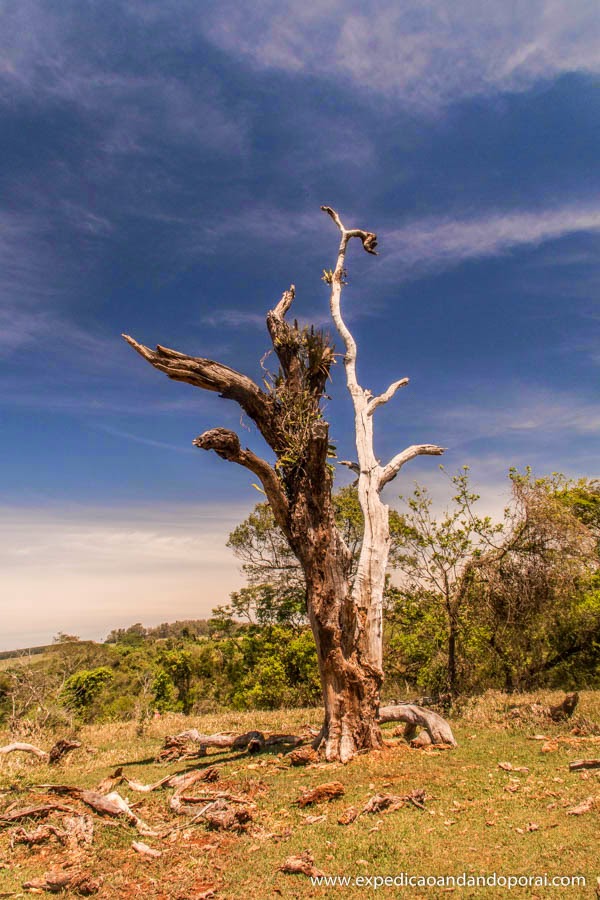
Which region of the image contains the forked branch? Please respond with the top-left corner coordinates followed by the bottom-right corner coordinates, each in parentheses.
top-left (367, 378), bottom-right (410, 416)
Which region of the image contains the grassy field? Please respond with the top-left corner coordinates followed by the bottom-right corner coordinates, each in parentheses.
top-left (1, 692), bottom-right (599, 899)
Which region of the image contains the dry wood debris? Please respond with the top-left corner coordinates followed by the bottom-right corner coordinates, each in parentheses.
top-left (0, 739), bottom-right (81, 765)
top-left (566, 797), bottom-right (596, 816)
top-left (569, 759), bottom-right (600, 771)
top-left (338, 789), bottom-right (427, 825)
top-left (279, 850), bottom-right (324, 878)
top-left (22, 869), bottom-right (101, 895)
top-left (296, 782), bottom-right (345, 807)
top-left (132, 840), bottom-right (162, 858)
top-left (288, 747), bottom-right (319, 767)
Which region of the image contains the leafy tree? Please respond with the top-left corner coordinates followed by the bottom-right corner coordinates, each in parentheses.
top-left (390, 468), bottom-right (599, 695)
top-left (61, 666), bottom-right (113, 717)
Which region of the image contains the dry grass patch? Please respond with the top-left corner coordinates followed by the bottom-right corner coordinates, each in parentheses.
top-left (1, 697), bottom-right (599, 898)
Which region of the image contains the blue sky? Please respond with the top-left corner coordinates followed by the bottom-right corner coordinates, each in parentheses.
top-left (1, 0), bottom-right (599, 649)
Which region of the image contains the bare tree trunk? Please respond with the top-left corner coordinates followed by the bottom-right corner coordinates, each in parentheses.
top-left (321, 207), bottom-right (445, 753)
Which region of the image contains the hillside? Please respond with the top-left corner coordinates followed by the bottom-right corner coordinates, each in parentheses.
top-left (1, 692), bottom-right (599, 898)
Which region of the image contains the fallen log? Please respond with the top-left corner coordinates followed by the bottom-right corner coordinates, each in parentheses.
top-left (378, 705), bottom-right (457, 747)
top-left (569, 759), bottom-right (600, 771)
top-left (157, 729), bottom-right (305, 761)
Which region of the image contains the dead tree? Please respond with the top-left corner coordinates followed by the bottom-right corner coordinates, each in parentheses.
top-left (123, 207), bottom-right (444, 762)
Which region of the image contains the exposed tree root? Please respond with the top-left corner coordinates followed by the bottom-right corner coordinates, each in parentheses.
top-left (378, 704), bottom-right (457, 746)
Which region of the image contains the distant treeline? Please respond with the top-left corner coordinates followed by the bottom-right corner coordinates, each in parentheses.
top-left (2, 472), bottom-right (599, 732)
top-left (0, 645), bottom-right (53, 661)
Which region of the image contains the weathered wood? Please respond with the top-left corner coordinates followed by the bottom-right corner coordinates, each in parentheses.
top-left (157, 729), bottom-right (303, 761)
top-left (0, 803), bottom-right (76, 824)
top-left (44, 785), bottom-right (158, 836)
top-left (48, 739), bottom-right (81, 764)
top-left (296, 782), bottom-right (345, 807)
top-left (320, 206), bottom-right (445, 761)
top-left (378, 704), bottom-right (457, 747)
top-left (548, 692), bottom-right (579, 721)
top-left (22, 870), bottom-right (101, 895)
top-left (0, 739), bottom-right (81, 765)
top-left (279, 850), bottom-right (325, 878)
top-left (288, 747), bottom-right (319, 766)
top-left (200, 798), bottom-right (253, 831)
top-left (0, 742), bottom-right (49, 761)
top-left (569, 759), bottom-right (600, 771)
top-left (132, 841), bottom-right (162, 858)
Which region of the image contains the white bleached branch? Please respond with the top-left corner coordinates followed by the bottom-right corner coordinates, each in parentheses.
top-left (367, 378), bottom-right (410, 416)
top-left (379, 444), bottom-right (446, 490)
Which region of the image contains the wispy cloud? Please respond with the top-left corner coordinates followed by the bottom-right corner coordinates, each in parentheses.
top-left (378, 204), bottom-right (600, 278)
top-left (198, 0), bottom-right (600, 108)
top-left (0, 3), bottom-right (246, 155)
top-left (93, 424), bottom-right (196, 453)
top-left (440, 388), bottom-right (600, 442)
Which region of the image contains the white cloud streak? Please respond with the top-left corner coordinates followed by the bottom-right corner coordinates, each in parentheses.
top-left (199, 0), bottom-right (600, 108)
top-left (379, 204), bottom-right (600, 278)
top-left (439, 389), bottom-right (600, 442)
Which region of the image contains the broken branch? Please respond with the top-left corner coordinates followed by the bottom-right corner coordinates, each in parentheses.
top-left (379, 444), bottom-right (446, 490)
top-left (366, 378), bottom-right (409, 416)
